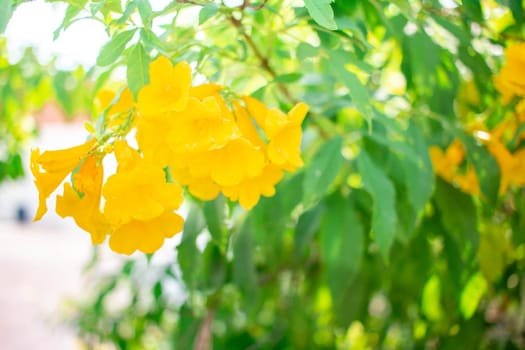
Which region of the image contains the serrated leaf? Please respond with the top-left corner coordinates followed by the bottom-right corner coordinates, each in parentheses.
top-left (199, 4), bottom-right (219, 24)
top-left (127, 42), bottom-right (150, 98)
top-left (321, 191), bottom-right (364, 305)
top-left (304, 0), bottom-right (337, 30)
top-left (0, 0), bottom-right (14, 34)
top-left (357, 149), bottom-right (397, 260)
top-left (97, 29), bottom-right (137, 67)
top-left (303, 136), bottom-right (344, 205)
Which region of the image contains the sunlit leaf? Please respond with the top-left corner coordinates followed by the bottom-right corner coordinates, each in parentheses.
top-left (127, 42), bottom-right (150, 98)
top-left (304, 0), bottom-right (337, 30)
top-left (97, 29), bottom-right (137, 67)
top-left (460, 272), bottom-right (487, 319)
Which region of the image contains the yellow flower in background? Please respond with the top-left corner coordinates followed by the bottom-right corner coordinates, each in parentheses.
top-left (137, 57), bottom-right (191, 116)
top-left (56, 156), bottom-right (109, 244)
top-left (31, 138), bottom-right (96, 220)
top-left (429, 140), bottom-right (480, 196)
top-left (429, 140), bottom-right (464, 182)
top-left (102, 141), bottom-right (183, 226)
top-left (454, 167), bottom-right (480, 196)
top-left (494, 43), bottom-right (525, 103)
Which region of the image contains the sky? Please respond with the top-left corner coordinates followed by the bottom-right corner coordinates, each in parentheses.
top-left (3, 0), bottom-right (244, 70)
top-left (5, 1), bottom-right (108, 69)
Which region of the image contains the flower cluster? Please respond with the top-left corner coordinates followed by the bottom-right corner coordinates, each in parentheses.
top-left (430, 43), bottom-right (525, 196)
top-left (31, 56), bottom-right (308, 254)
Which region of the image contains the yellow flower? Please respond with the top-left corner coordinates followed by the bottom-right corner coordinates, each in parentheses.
top-left (494, 43), bottom-right (525, 103)
top-left (168, 96), bottom-right (237, 153)
top-left (109, 211), bottom-right (184, 255)
top-left (56, 156), bottom-right (109, 244)
top-left (429, 140), bottom-right (464, 182)
top-left (232, 100), bottom-right (266, 148)
top-left (222, 164), bottom-right (283, 209)
top-left (189, 138), bottom-right (265, 187)
top-left (95, 88), bottom-right (135, 129)
top-left (243, 96), bottom-right (308, 170)
top-left (137, 56), bottom-right (191, 117)
top-left (31, 138), bottom-right (96, 220)
top-left (454, 167), bottom-right (480, 196)
top-left (102, 141), bottom-right (184, 226)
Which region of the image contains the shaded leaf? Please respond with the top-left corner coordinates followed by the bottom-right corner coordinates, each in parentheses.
top-left (457, 131), bottom-right (500, 205)
top-left (303, 136), bottom-right (344, 205)
top-left (357, 149), bottom-right (397, 260)
top-left (321, 191), bottom-right (364, 306)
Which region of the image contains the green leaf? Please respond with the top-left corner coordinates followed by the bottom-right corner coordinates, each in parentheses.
top-left (357, 149), bottom-right (397, 260)
top-left (6, 153), bottom-right (23, 179)
top-left (509, 0), bottom-right (524, 24)
top-left (321, 191), bottom-right (364, 305)
top-left (460, 272), bottom-right (487, 319)
top-left (328, 50), bottom-right (375, 124)
top-left (274, 73), bottom-right (302, 83)
top-left (457, 131), bottom-right (500, 204)
top-left (177, 203), bottom-right (206, 289)
top-left (404, 123), bottom-right (434, 212)
top-left (126, 42), bottom-right (150, 98)
top-left (297, 42), bottom-right (318, 60)
top-left (294, 204), bottom-right (323, 259)
top-left (304, 0), bottom-right (337, 30)
top-left (434, 178), bottom-right (478, 259)
top-left (421, 275), bottom-right (443, 321)
top-left (303, 136), bottom-right (344, 205)
top-left (233, 217), bottom-right (258, 305)
top-left (136, 0), bottom-right (153, 28)
top-left (96, 29), bottom-right (137, 67)
top-left (53, 0), bottom-right (88, 39)
top-left (0, 0), bottom-right (14, 34)
top-left (203, 195), bottom-right (226, 245)
top-left (199, 4), bottom-right (219, 25)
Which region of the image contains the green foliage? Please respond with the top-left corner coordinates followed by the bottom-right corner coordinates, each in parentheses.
top-left (3, 0), bottom-right (525, 349)
top-left (0, 39), bottom-right (93, 182)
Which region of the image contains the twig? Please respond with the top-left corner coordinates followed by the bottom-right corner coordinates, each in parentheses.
top-left (227, 15), bottom-right (298, 104)
top-left (193, 307), bottom-right (216, 350)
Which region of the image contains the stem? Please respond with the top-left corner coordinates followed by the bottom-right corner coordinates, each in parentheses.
top-left (193, 307), bottom-right (216, 350)
top-left (227, 15), bottom-right (298, 104)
